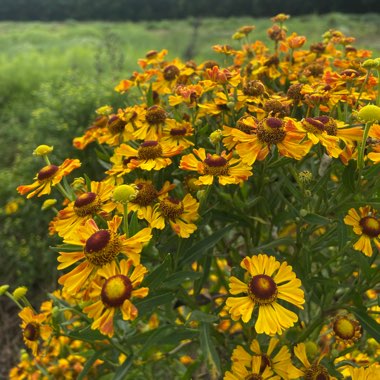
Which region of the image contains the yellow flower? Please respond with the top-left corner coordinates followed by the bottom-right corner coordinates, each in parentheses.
top-left (51, 181), bottom-right (117, 238)
top-left (19, 307), bottom-right (52, 356)
top-left (224, 355), bottom-right (277, 380)
top-left (57, 216), bottom-right (152, 294)
top-left (344, 206), bottom-right (380, 257)
top-left (225, 254), bottom-right (305, 335)
top-left (145, 193), bottom-right (200, 238)
top-left (179, 148), bottom-right (252, 186)
top-left (83, 259), bottom-right (149, 337)
top-left (231, 338), bottom-right (302, 379)
top-left (347, 363), bottom-right (380, 379)
top-left (17, 159), bottom-right (81, 199)
top-left (294, 343), bottom-right (335, 380)
top-left (332, 313), bottom-right (362, 347)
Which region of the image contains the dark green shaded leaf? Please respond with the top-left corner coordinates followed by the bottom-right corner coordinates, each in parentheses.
top-left (350, 307), bottom-right (380, 343)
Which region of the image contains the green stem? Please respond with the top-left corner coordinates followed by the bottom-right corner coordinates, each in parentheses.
top-left (123, 203), bottom-right (129, 237)
top-left (357, 121), bottom-right (372, 171)
top-left (56, 183), bottom-right (74, 202)
top-left (355, 71), bottom-right (370, 109)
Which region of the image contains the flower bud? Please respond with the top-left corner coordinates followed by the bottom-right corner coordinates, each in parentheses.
top-left (0, 284), bottom-right (10, 295)
top-left (41, 199), bottom-right (57, 211)
top-left (357, 104), bottom-right (380, 122)
top-left (113, 184), bottom-right (138, 203)
top-left (12, 286), bottom-right (28, 300)
top-left (33, 145), bottom-right (53, 156)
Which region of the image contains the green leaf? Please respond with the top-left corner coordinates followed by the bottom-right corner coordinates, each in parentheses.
top-left (342, 161), bottom-right (357, 193)
top-left (179, 224), bottom-right (235, 266)
top-left (78, 348), bottom-right (109, 380)
top-left (349, 307), bottom-right (380, 343)
top-left (199, 323), bottom-right (221, 378)
top-left (187, 310), bottom-right (219, 324)
top-left (113, 354), bottom-right (134, 380)
top-left (146, 84), bottom-right (154, 107)
top-left (251, 238), bottom-right (294, 253)
top-left (142, 254), bottom-right (171, 288)
top-left (50, 244), bottom-right (82, 252)
top-left (65, 326), bottom-right (106, 343)
top-left (163, 271), bottom-right (203, 288)
top-left (302, 213), bottom-right (331, 225)
top-left (128, 211), bottom-right (140, 237)
top-left (134, 290), bottom-right (174, 316)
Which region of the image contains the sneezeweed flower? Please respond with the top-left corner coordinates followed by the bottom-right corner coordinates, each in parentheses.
top-left (347, 363), bottom-right (380, 379)
top-left (228, 117), bottom-right (312, 166)
top-left (83, 259), bottom-right (148, 337)
top-left (146, 193), bottom-right (199, 238)
top-left (294, 343), bottom-right (334, 380)
top-left (331, 313), bottom-right (362, 347)
top-left (57, 216), bottom-right (152, 294)
top-left (133, 105), bottom-right (168, 140)
top-left (224, 355), bottom-right (277, 380)
top-left (109, 140), bottom-right (184, 173)
top-left (367, 123), bottom-right (380, 164)
top-left (128, 179), bottom-right (175, 221)
top-left (231, 338), bottom-right (302, 379)
top-left (160, 119), bottom-right (194, 149)
top-left (179, 148), bottom-right (252, 186)
top-left (19, 307), bottom-right (52, 356)
top-left (344, 206), bottom-right (380, 257)
top-left (51, 181), bottom-right (116, 238)
top-left (225, 254), bottom-right (305, 335)
top-left (17, 159), bottom-right (81, 199)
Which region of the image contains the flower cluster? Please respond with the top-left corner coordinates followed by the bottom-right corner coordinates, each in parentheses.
top-left (7, 13), bottom-right (380, 379)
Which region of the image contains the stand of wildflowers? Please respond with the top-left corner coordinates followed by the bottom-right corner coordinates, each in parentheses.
top-left (4, 14), bottom-right (380, 379)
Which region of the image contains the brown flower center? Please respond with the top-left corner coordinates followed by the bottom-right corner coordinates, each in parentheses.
top-left (23, 322), bottom-right (40, 341)
top-left (302, 117), bottom-right (326, 135)
top-left (243, 80), bottom-right (265, 96)
top-left (248, 274), bottom-right (278, 305)
top-left (359, 216), bottom-right (380, 238)
top-left (159, 197), bottom-right (184, 220)
top-left (257, 117), bottom-right (286, 145)
top-left (74, 192), bottom-right (102, 217)
top-left (101, 274), bottom-right (133, 307)
top-left (132, 182), bottom-right (158, 206)
top-left (163, 65), bottom-right (180, 81)
top-left (108, 115), bottom-right (126, 135)
top-left (203, 155), bottom-right (229, 176)
top-left (145, 105), bottom-right (167, 125)
top-left (305, 364), bottom-right (330, 380)
top-left (138, 141), bottom-right (163, 160)
top-left (259, 354), bottom-right (271, 372)
top-left (245, 375), bottom-right (262, 380)
top-left (84, 230), bottom-right (121, 266)
top-left (37, 165), bottom-right (59, 182)
top-left (314, 116), bottom-right (338, 136)
top-left (170, 127), bottom-right (187, 137)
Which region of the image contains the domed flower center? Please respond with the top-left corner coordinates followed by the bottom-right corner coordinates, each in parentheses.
top-left (302, 117), bottom-right (326, 134)
top-left (74, 192), bottom-right (102, 217)
top-left (23, 322), bottom-right (40, 341)
top-left (84, 230), bottom-right (121, 266)
top-left (159, 197), bottom-right (184, 220)
top-left (123, 156), bottom-right (138, 167)
top-left (257, 117), bottom-right (286, 144)
top-left (243, 80), bottom-right (265, 96)
top-left (101, 274), bottom-right (133, 307)
top-left (236, 117), bottom-right (257, 134)
top-left (37, 165), bottom-right (59, 182)
top-left (333, 316), bottom-right (356, 340)
top-left (108, 115), bottom-right (126, 135)
top-left (132, 182), bottom-right (158, 206)
top-left (203, 155), bottom-right (229, 176)
top-left (145, 105), bottom-right (167, 125)
top-left (305, 364), bottom-right (329, 380)
top-left (245, 375), bottom-right (262, 380)
top-left (359, 216), bottom-right (380, 238)
top-left (163, 65), bottom-right (180, 81)
top-left (138, 141), bottom-right (163, 160)
top-left (259, 354), bottom-right (271, 372)
top-left (248, 274), bottom-right (278, 304)
top-left (315, 116), bottom-right (337, 136)
top-left (170, 127), bottom-right (187, 137)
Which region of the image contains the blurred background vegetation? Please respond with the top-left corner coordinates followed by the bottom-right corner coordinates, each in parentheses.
top-left (0, 6), bottom-right (379, 377)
